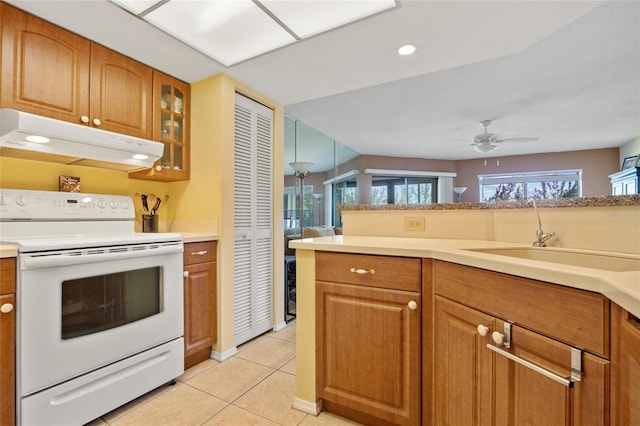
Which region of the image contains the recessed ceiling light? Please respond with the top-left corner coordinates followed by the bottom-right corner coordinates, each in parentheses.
top-left (398, 44), bottom-right (416, 56)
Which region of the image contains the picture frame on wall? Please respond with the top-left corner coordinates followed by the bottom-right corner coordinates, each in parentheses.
top-left (621, 155), bottom-right (639, 171)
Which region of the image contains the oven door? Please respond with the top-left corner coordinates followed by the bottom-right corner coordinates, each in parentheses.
top-left (17, 241), bottom-right (183, 397)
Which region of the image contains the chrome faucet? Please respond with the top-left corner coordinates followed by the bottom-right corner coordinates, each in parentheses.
top-left (528, 198), bottom-right (555, 247)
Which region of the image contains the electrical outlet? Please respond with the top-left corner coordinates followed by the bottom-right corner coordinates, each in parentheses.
top-left (404, 217), bottom-right (425, 231)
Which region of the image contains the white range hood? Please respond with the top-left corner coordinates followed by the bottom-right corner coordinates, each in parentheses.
top-left (0, 109), bottom-right (163, 172)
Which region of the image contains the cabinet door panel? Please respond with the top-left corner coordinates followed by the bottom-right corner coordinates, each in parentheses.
top-left (495, 323), bottom-right (608, 426)
top-left (90, 44), bottom-right (152, 138)
top-left (0, 293), bottom-right (16, 426)
top-left (1, 4), bottom-right (90, 122)
top-left (317, 281), bottom-right (420, 426)
top-left (433, 296), bottom-right (494, 426)
top-left (611, 304), bottom-right (640, 425)
top-left (184, 261), bottom-right (216, 358)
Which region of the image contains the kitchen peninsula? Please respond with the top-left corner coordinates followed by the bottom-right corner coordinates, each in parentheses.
top-left (290, 195), bottom-right (640, 425)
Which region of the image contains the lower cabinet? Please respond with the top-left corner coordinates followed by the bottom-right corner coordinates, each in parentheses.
top-left (183, 241), bottom-right (217, 369)
top-left (433, 260), bottom-right (610, 426)
top-left (611, 303), bottom-right (640, 424)
top-left (0, 258), bottom-right (16, 426)
top-left (315, 252), bottom-right (421, 426)
top-left (434, 295), bottom-right (609, 425)
top-left (312, 253), bottom-right (633, 426)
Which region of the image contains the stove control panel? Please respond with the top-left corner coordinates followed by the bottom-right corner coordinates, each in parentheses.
top-left (0, 189), bottom-right (134, 220)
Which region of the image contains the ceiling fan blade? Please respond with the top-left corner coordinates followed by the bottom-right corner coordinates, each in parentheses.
top-left (499, 137), bottom-right (539, 143)
top-left (491, 130), bottom-right (516, 140)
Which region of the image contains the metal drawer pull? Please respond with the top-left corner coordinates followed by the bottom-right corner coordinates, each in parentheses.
top-left (407, 301), bottom-right (418, 310)
top-left (350, 268), bottom-right (375, 275)
top-left (191, 250), bottom-right (208, 256)
top-left (487, 344), bottom-right (582, 388)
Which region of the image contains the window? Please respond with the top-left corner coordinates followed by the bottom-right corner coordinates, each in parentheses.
top-left (283, 184), bottom-right (313, 228)
top-left (371, 176), bottom-right (437, 205)
top-left (332, 177), bottom-right (358, 227)
top-left (478, 169), bottom-right (582, 202)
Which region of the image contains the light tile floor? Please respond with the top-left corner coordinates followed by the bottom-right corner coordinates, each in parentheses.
top-left (87, 322), bottom-right (361, 426)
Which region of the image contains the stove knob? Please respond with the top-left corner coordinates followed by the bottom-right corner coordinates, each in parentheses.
top-left (16, 196), bottom-right (28, 206)
top-left (97, 200), bottom-right (107, 209)
top-left (110, 201), bottom-right (118, 209)
top-left (0, 194), bottom-right (8, 206)
top-left (121, 201), bottom-right (129, 209)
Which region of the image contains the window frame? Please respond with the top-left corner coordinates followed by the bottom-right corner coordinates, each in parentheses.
top-left (478, 169), bottom-right (583, 202)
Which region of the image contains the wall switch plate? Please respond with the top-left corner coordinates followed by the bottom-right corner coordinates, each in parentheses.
top-left (404, 217), bottom-right (425, 231)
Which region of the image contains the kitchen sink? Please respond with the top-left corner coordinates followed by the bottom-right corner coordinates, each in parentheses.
top-left (466, 247), bottom-right (640, 272)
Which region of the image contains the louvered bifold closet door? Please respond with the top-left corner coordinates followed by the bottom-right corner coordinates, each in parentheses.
top-left (233, 93), bottom-right (273, 346)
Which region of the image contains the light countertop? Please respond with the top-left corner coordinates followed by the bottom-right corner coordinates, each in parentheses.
top-left (290, 235), bottom-right (640, 317)
top-left (179, 233), bottom-right (218, 243)
top-left (0, 244), bottom-right (18, 258)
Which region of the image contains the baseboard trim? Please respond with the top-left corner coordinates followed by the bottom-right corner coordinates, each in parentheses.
top-left (272, 321), bottom-right (288, 332)
top-left (292, 397), bottom-right (322, 415)
top-left (211, 346), bottom-right (238, 362)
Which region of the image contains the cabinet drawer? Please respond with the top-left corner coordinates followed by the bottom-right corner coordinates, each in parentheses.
top-left (433, 260), bottom-right (609, 358)
top-left (0, 258), bottom-right (16, 294)
top-left (183, 241), bottom-right (216, 265)
top-left (316, 251), bottom-right (421, 292)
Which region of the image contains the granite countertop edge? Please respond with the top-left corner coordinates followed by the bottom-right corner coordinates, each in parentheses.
top-left (339, 194), bottom-right (640, 211)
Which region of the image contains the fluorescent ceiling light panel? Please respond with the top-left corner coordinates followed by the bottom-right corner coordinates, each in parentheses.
top-left (144, 0), bottom-right (296, 66)
top-left (111, 0), bottom-right (164, 15)
top-left (262, 0), bottom-right (397, 38)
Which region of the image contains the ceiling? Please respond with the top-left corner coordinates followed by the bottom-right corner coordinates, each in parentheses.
top-left (7, 0), bottom-right (640, 161)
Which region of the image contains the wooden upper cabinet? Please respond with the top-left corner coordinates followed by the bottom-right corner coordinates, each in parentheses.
top-left (129, 71), bottom-right (190, 181)
top-left (1, 4), bottom-right (91, 123)
top-left (1, 3), bottom-right (153, 140)
top-left (89, 44), bottom-right (153, 139)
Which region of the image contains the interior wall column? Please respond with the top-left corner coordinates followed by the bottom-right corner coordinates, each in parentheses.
top-left (357, 172), bottom-right (372, 204)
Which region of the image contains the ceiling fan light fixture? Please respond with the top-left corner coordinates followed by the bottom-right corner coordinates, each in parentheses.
top-left (474, 143), bottom-right (497, 154)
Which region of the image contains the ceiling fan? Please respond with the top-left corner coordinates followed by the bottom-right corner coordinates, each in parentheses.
top-left (470, 120), bottom-right (539, 154)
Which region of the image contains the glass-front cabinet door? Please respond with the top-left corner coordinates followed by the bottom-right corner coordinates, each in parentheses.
top-left (129, 71), bottom-right (190, 181)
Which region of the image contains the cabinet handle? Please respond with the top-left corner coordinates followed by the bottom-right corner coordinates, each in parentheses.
top-left (491, 331), bottom-right (505, 346)
top-left (350, 268), bottom-right (375, 275)
top-left (183, 270), bottom-right (189, 278)
top-left (93, 118), bottom-right (102, 126)
top-left (1, 303), bottom-right (13, 314)
top-left (407, 300), bottom-right (417, 310)
top-left (155, 165), bottom-right (162, 172)
top-left (80, 115), bottom-right (90, 123)
top-left (487, 344), bottom-right (582, 388)
top-left (191, 250), bottom-right (208, 256)
top-left (477, 324), bottom-right (490, 336)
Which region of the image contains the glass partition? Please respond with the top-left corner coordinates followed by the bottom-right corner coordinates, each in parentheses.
top-left (284, 116), bottom-right (359, 234)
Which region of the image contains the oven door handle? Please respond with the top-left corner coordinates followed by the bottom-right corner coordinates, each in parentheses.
top-left (21, 244), bottom-right (182, 269)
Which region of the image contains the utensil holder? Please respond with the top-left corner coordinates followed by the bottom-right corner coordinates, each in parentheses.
top-left (142, 214), bottom-right (158, 233)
